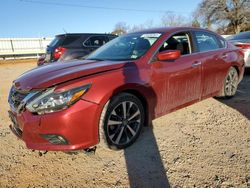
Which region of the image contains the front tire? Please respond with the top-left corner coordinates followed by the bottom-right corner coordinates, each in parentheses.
top-left (99, 93), bottom-right (145, 150)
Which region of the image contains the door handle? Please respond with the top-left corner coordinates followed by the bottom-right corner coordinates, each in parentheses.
top-left (192, 61), bottom-right (202, 68)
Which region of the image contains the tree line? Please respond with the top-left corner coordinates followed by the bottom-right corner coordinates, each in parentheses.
top-left (112, 0), bottom-right (250, 35)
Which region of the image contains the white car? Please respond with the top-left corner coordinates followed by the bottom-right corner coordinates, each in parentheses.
top-left (227, 31), bottom-right (250, 68)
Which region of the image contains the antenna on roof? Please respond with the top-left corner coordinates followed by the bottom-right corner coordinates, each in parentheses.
top-left (62, 28), bottom-right (67, 34)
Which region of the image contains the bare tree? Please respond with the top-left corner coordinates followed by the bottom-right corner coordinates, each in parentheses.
top-left (192, 20), bottom-right (201, 28)
top-left (161, 12), bottom-right (190, 27)
top-left (111, 22), bottom-right (129, 35)
top-left (130, 20), bottom-right (154, 32)
top-left (196, 0), bottom-right (250, 33)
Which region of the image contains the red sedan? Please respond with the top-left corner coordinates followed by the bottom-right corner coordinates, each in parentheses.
top-left (8, 27), bottom-right (245, 151)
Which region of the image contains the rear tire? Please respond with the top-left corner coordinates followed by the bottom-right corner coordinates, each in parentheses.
top-left (217, 67), bottom-right (239, 98)
top-left (99, 93), bottom-right (145, 150)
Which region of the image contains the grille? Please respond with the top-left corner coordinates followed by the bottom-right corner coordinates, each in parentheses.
top-left (8, 87), bottom-right (29, 110)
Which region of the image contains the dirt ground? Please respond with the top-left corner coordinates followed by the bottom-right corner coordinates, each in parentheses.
top-left (0, 61), bottom-right (249, 188)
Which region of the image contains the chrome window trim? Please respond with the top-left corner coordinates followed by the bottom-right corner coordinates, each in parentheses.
top-left (148, 29), bottom-right (228, 64)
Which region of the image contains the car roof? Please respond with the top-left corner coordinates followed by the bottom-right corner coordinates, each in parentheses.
top-left (55, 33), bottom-right (116, 37)
top-left (227, 31), bottom-right (250, 40)
top-left (129, 27), bottom-right (213, 34)
top-left (231, 31), bottom-right (250, 36)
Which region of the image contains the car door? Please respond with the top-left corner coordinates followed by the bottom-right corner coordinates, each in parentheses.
top-left (192, 31), bottom-right (230, 99)
top-left (150, 32), bottom-right (202, 116)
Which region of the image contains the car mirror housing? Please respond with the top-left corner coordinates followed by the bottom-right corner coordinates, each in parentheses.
top-left (156, 50), bottom-right (181, 61)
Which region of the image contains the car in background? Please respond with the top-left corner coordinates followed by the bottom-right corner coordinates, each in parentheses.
top-left (227, 31), bottom-right (250, 67)
top-left (9, 27), bottom-right (244, 151)
top-left (37, 33), bottom-right (117, 66)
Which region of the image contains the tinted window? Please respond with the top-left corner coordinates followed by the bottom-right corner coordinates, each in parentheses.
top-left (48, 36), bottom-right (62, 47)
top-left (84, 36), bottom-right (108, 47)
top-left (63, 36), bottom-right (80, 46)
top-left (194, 31), bottom-right (221, 52)
top-left (159, 32), bottom-right (191, 55)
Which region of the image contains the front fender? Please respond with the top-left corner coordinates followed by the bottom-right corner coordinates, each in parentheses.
top-left (83, 69), bottom-right (152, 105)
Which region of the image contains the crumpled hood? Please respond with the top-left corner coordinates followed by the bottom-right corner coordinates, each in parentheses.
top-left (13, 60), bottom-right (126, 90)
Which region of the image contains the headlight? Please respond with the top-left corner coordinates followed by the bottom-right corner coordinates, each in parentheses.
top-left (26, 84), bottom-right (91, 114)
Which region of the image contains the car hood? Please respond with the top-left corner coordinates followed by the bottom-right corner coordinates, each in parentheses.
top-left (13, 60), bottom-right (127, 90)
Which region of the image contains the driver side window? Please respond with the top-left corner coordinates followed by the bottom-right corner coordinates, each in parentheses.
top-left (159, 32), bottom-right (191, 55)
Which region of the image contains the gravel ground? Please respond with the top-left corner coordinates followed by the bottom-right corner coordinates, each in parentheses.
top-left (0, 61), bottom-right (249, 188)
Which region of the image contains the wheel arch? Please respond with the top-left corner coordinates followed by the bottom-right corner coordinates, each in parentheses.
top-left (230, 63), bottom-right (244, 83)
top-left (232, 65), bottom-right (240, 76)
top-left (119, 89), bottom-right (149, 125)
top-left (97, 85), bottom-right (151, 149)
top-left (98, 83), bottom-right (154, 127)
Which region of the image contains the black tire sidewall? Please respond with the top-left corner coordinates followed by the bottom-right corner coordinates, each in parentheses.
top-left (103, 93), bottom-right (145, 150)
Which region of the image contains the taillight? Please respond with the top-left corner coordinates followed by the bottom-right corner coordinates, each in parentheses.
top-left (53, 47), bottom-right (66, 59)
top-left (235, 43), bottom-right (250, 49)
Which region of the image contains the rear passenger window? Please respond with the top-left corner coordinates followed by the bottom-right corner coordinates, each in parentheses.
top-left (194, 31), bottom-right (221, 52)
top-left (84, 36), bottom-right (108, 47)
top-left (159, 32), bottom-right (191, 55)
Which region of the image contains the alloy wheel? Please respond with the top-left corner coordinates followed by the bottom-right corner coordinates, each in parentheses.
top-left (106, 101), bottom-right (142, 146)
top-left (225, 68), bottom-right (238, 96)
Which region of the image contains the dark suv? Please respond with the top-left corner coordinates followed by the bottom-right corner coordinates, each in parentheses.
top-left (37, 33), bottom-right (117, 66)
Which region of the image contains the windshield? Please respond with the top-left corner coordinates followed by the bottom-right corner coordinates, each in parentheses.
top-left (86, 32), bottom-right (162, 61)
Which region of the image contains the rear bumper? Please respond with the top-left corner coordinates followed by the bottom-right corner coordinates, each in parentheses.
top-left (9, 99), bottom-right (100, 151)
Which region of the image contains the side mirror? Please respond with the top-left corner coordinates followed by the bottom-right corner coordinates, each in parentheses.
top-left (156, 50), bottom-right (181, 61)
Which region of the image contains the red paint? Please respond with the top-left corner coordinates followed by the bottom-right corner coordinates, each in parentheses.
top-left (157, 50), bottom-right (181, 61)
top-left (9, 27), bottom-right (245, 151)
